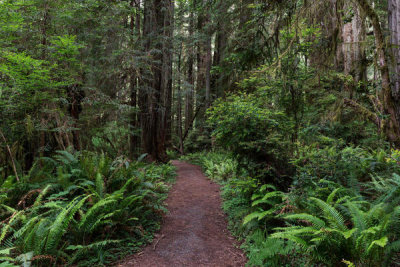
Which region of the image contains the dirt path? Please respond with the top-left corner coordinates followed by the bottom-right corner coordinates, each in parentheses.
top-left (116, 160), bottom-right (246, 267)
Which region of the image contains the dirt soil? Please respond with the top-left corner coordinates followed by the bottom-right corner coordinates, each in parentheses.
top-left (116, 160), bottom-right (247, 267)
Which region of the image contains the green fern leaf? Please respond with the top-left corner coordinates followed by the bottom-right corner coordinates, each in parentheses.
top-left (33, 184), bottom-right (52, 207)
top-left (44, 195), bottom-right (89, 253)
top-left (243, 212), bottom-right (262, 225)
top-left (346, 201), bottom-right (367, 232)
top-left (310, 197), bottom-right (347, 231)
top-left (284, 213), bottom-right (326, 229)
top-left (342, 228), bottom-right (357, 239)
top-left (270, 232), bottom-right (308, 248)
top-left (367, 236), bottom-right (388, 253)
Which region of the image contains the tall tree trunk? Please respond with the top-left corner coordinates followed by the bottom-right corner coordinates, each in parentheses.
top-left (196, 6), bottom-right (206, 110)
top-left (140, 0), bottom-right (169, 161)
top-left (185, 0), bottom-right (195, 133)
top-left (130, 0), bottom-right (141, 156)
top-left (388, 0), bottom-right (400, 125)
top-left (353, 0), bottom-right (400, 144)
top-left (205, 34), bottom-right (211, 108)
top-left (334, 0), bottom-right (345, 71)
top-left (67, 83), bottom-right (84, 151)
top-left (39, 0), bottom-right (49, 160)
top-left (196, 0), bottom-right (211, 122)
top-left (177, 43), bottom-right (184, 153)
top-left (162, 0), bottom-right (174, 147)
top-left (342, 2), bottom-right (367, 98)
top-left (212, 7), bottom-right (228, 99)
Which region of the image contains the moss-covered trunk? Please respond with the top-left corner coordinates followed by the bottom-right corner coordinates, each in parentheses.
top-left (355, 0), bottom-right (400, 145)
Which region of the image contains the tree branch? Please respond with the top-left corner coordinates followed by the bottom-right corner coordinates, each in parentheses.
top-left (0, 130), bottom-right (20, 182)
top-left (343, 98), bottom-right (380, 127)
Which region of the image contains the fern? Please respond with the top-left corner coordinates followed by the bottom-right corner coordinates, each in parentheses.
top-left (367, 236), bottom-right (388, 253)
top-left (310, 197), bottom-right (347, 231)
top-left (66, 239), bottom-right (122, 251)
top-left (271, 194), bottom-right (399, 266)
top-left (79, 195), bottom-right (118, 233)
top-left (0, 151), bottom-right (176, 265)
top-left (346, 201), bottom-right (367, 233)
top-left (245, 230), bottom-right (300, 266)
top-left (0, 211), bottom-right (23, 245)
top-left (33, 184), bottom-right (52, 208)
top-left (44, 195), bottom-right (89, 253)
top-left (270, 232), bottom-right (309, 248)
top-left (23, 218), bottom-right (46, 253)
top-left (326, 187), bottom-right (344, 204)
top-left (54, 150), bottom-right (78, 165)
top-left (95, 172), bottom-right (105, 199)
top-left (13, 216), bottom-right (39, 240)
top-left (284, 213), bottom-right (326, 229)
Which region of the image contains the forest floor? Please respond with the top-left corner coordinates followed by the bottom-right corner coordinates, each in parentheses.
top-left (116, 160), bottom-right (246, 267)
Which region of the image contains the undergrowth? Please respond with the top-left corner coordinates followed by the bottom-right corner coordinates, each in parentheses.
top-left (0, 151), bottom-right (175, 266)
top-left (182, 149), bottom-right (400, 267)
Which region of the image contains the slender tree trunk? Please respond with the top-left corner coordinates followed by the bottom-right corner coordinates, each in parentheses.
top-left (162, 0), bottom-right (174, 147)
top-left (196, 0), bottom-right (211, 122)
top-left (388, 0), bottom-right (400, 123)
top-left (39, 0), bottom-right (49, 160)
top-left (185, 0), bottom-right (195, 132)
top-left (130, 0), bottom-right (141, 156)
top-left (177, 43), bottom-right (184, 153)
top-left (67, 83), bottom-right (84, 151)
top-left (0, 130), bottom-right (20, 182)
top-left (205, 34), bottom-right (211, 108)
top-left (212, 17), bottom-right (228, 98)
top-left (196, 7), bottom-right (206, 110)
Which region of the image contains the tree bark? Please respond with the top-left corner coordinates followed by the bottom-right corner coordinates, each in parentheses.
top-left (212, 6), bottom-right (228, 99)
top-left (177, 42), bottom-right (184, 154)
top-left (129, 0), bottom-right (141, 156)
top-left (140, 0), bottom-right (170, 161)
top-left (205, 34), bottom-right (211, 108)
top-left (342, 2), bottom-right (367, 98)
top-left (354, 0), bottom-right (400, 144)
top-left (162, 0), bottom-right (174, 147)
top-left (39, 0), bottom-right (49, 160)
top-left (388, 0), bottom-right (400, 125)
top-left (185, 0), bottom-right (195, 133)
top-left (67, 83), bottom-right (84, 151)
top-left (196, 0), bottom-right (212, 121)
top-left (196, 3), bottom-right (206, 109)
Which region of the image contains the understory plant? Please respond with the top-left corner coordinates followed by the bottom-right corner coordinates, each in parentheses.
top-left (184, 149), bottom-right (400, 266)
top-left (271, 192), bottom-right (400, 266)
top-left (0, 151), bottom-right (175, 266)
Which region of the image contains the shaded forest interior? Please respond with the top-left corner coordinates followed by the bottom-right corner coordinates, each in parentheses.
top-left (2, 0), bottom-right (400, 266)
top-left (4, 0), bottom-right (400, 165)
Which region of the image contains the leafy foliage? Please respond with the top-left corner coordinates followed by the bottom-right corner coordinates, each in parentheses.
top-left (207, 92), bottom-right (294, 186)
top-left (0, 151), bottom-right (175, 266)
top-left (271, 194), bottom-right (399, 266)
top-left (185, 149), bottom-right (400, 266)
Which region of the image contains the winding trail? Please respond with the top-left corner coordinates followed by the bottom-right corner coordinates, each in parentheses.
top-left (117, 160), bottom-right (246, 267)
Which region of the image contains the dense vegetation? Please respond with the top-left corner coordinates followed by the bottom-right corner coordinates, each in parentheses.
top-left (0, 151), bottom-right (175, 266)
top-left (182, 149), bottom-right (400, 266)
top-left (2, 0), bottom-right (400, 266)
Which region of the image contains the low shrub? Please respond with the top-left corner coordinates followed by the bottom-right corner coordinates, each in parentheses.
top-left (207, 93), bottom-right (294, 187)
top-left (184, 149), bottom-right (400, 266)
top-left (0, 151), bottom-right (175, 266)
